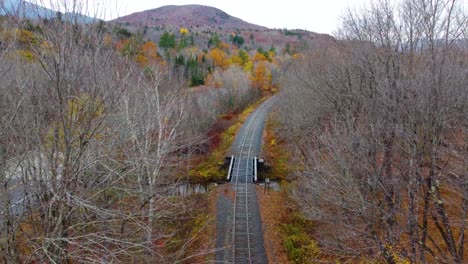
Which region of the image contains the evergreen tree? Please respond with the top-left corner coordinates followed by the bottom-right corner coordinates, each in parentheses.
top-left (238, 49), bottom-right (249, 66)
top-left (187, 56), bottom-right (205, 86)
top-left (159, 31), bottom-right (176, 49)
top-left (269, 45), bottom-right (276, 55)
top-left (208, 33), bottom-right (220, 48)
top-left (232, 35), bottom-right (244, 47)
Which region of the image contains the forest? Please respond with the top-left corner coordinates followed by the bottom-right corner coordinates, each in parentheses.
top-left (277, 0), bottom-right (468, 262)
top-left (0, 0), bottom-right (467, 263)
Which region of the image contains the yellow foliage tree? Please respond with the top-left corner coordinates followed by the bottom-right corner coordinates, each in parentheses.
top-left (243, 61), bottom-right (253, 73)
top-left (253, 52), bottom-right (268, 62)
top-left (230, 55), bottom-right (243, 66)
top-left (268, 51), bottom-right (276, 60)
top-left (46, 94), bottom-right (104, 151)
top-left (179, 27), bottom-right (189, 35)
top-left (209, 48), bottom-right (230, 70)
top-left (1, 29), bottom-right (38, 46)
top-left (15, 50), bottom-right (36, 62)
top-left (16, 29), bottom-right (39, 45)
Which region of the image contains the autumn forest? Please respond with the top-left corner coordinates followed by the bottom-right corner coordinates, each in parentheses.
top-left (0, 0), bottom-right (467, 263)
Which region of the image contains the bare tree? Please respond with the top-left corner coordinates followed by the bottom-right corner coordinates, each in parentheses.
top-left (0, 9), bottom-right (24, 263)
top-left (209, 65), bottom-right (259, 113)
top-left (0, 0), bottom-right (224, 261)
top-left (119, 66), bottom-right (190, 255)
top-left (279, 0), bottom-right (467, 262)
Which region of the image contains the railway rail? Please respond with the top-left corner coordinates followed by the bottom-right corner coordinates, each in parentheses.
top-left (230, 100), bottom-right (273, 264)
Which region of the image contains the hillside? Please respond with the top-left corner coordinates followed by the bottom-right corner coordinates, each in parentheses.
top-left (0, 0), bottom-right (54, 18)
top-left (0, 0), bottom-right (96, 23)
top-left (113, 4), bottom-right (266, 30)
top-left (110, 4), bottom-right (335, 55)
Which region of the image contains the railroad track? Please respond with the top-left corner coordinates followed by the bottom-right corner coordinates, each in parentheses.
top-left (230, 100), bottom-right (272, 264)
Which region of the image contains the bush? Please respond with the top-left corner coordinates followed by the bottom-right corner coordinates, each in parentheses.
top-left (282, 213), bottom-right (320, 264)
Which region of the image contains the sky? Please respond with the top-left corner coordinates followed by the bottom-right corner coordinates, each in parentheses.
top-left (105, 0), bottom-right (371, 34)
top-left (29, 0), bottom-right (468, 34)
top-left (34, 0), bottom-right (375, 34)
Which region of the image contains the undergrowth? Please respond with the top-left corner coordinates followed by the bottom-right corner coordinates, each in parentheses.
top-left (261, 113), bottom-right (291, 180)
top-left (281, 211), bottom-right (320, 264)
top-left (261, 114), bottom-right (319, 263)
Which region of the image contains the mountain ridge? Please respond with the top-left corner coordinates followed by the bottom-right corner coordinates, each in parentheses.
top-left (112, 4), bottom-right (267, 30)
top-left (0, 0), bottom-right (96, 23)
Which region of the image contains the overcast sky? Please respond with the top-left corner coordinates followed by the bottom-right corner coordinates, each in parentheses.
top-left (97, 0), bottom-right (371, 33)
top-left (36, 0), bottom-right (466, 34)
top-left (66, 0), bottom-right (371, 34)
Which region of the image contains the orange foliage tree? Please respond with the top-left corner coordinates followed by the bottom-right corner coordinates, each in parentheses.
top-left (252, 61), bottom-right (273, 93)
top-left (116, 39), bottom-right (161, 67)
top-left (136, 41), bottom-right (161, 66)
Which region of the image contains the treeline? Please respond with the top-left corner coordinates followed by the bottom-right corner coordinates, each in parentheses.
top-left (278, 0), bottom-right (467, 263)
top-left (109, 23), bottom-right (284, 94)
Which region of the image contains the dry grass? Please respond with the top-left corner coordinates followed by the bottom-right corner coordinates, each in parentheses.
top-left (257, 185), bottom-right (292, 264)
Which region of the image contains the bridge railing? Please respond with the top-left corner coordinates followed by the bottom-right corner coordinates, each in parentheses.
top-left (226, 156), bottom-right (235, 181)
top-left (253, 157), bottom-right (258, 182)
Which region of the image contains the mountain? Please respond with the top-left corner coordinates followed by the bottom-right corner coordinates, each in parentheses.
top-left (110, 4), bottom-right (335, 56)
top-left (112, 5), bottom-right (266, 30)
top-left (0, 0), bottom-right (54, 18)
top-left (0, 0), bottom-right (96, 23)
